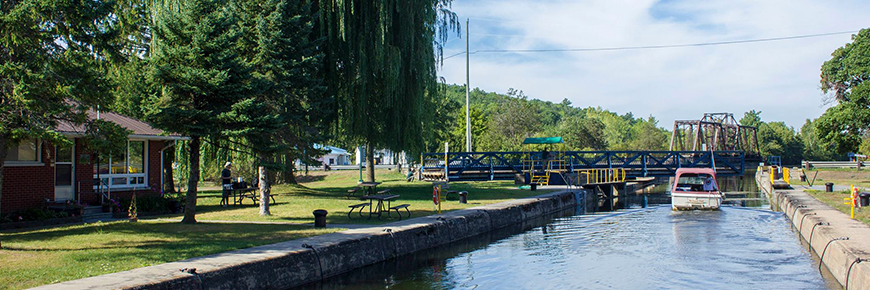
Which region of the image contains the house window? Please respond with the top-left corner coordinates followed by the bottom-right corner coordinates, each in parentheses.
top-left (5, 139), bottom-right (41, 164)
top-left (94, 140), bottom-right (147, 189)
top-left (329, 158), bottom-right (335, 165)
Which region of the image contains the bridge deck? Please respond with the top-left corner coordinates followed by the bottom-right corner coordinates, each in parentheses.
top-left (421, 150), bottom-right (745, 182)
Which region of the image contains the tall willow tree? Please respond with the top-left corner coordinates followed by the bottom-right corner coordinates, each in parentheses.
top-left (146, 0), bottom-right (249, 224)
top-left (319, 0), bottom-right (459, 182)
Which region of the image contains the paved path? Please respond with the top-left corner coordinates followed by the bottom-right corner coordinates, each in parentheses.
top-left (792, 183), bottom-right (854, 192)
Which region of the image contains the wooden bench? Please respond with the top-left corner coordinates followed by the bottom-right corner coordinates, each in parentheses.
top-left (347, 202), bottom-right (369, 218)
top-left (377, 189), bottom-right (391, 195)
top-left (388, 204), bottom-right (411, 220)
top-left (346, 188), bottom-right (362, 199)
top-left (445, 190), bottom-right (458, 200)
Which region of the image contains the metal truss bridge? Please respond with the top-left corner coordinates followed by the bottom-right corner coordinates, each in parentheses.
top-left (421, 150), bottom-right (746, 182)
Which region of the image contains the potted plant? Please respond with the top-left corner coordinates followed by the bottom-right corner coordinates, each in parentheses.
top-left (65, 200), bottom-right (85, 217)
top-left (166, 192), bottom-right (182, 214)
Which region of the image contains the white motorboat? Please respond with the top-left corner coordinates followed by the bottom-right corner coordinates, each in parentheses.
top-left (671, 168), bottom-right (722, 210)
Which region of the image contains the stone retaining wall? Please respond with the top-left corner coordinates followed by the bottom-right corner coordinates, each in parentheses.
top-left (758, 172), bottom-right (870, 290)
top-left (31, 190), bottom-right (580, 290)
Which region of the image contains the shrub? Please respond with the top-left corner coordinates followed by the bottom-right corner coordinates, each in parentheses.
top-left (0, 208), bottom-right (69, 223)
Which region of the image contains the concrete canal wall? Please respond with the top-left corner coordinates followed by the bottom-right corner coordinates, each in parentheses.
top-left (757, 172), bottom-right (870, 290)
top-left (31, 190), bottom-right (582, 290)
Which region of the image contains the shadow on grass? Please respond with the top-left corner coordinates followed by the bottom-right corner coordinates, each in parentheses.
top-left (3, 221), bottom-right (322, 247)
top-left (295, 175), bottom-right (327, 183)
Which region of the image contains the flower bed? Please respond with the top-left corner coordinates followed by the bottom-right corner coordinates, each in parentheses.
top-left (0, 216), bottom-right (83, 231)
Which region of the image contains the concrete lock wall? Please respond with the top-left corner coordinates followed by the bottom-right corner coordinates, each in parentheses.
top-left (757, 172), bottom-right (870, 290)
top-left (31, 190), bottom-right (582, 290)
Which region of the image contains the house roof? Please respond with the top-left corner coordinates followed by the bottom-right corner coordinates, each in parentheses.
top-left (314, 144), bottom-right (350, 155)
top-left (56, 110), bottom-right (187, 140)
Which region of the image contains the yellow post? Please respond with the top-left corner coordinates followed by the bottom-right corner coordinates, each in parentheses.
top-left (783, 168), bottom-right (790, 184)
top-left (846, 185), bottom-right (857, 219)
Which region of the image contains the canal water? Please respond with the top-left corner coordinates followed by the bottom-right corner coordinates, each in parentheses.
top-left (296, 176), bottom-right (836, 290)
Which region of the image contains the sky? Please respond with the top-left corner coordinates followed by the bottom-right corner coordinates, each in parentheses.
top-left (436, 0), bottom-right (870, 130)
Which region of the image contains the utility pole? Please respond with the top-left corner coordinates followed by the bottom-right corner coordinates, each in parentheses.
top-left (465, 18), bottom-right (472, 152)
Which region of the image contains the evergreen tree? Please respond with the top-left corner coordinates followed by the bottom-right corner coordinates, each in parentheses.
top-left (146, 0), bottom-right (249, 224)
top-left (229, 0), bottom-right (324, 215)
top-left (0, 0), bottom-right (125, 241)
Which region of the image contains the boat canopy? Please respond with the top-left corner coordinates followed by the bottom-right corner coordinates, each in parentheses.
top-left (522, 137), bottom-right (563, 144)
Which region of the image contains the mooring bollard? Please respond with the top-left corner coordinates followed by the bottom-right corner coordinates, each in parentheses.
top-left (458, 191), bottom-right (468, 204)
top-left (313, 209), bottom-right (328, 228)
top-left (825, 182), bottom-right (834, 192)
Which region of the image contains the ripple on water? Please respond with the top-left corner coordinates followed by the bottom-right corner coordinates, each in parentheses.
top-left (297, 203), bottom-right (832, 290)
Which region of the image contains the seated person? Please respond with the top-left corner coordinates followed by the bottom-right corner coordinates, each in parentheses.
top-left (703, 175), bottom-right (718, 192)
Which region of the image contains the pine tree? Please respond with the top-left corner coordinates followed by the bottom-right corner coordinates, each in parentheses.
top-left (228, 0), bottom-right (324, 216)
top-left (146, 0), bottom-right (249, 224)
top-left (0, 0), bottom-right (124, 245)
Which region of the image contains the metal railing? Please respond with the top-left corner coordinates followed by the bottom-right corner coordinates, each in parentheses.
top-left (422, 150), bottom-right (745, 181)
top-left (576, 168), bottom-right (626, 184)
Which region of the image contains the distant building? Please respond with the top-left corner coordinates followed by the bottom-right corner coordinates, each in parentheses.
top-left (316, 145), bottom-right (351, 166)
top-left (354, 147), bottom-right (408, 165)
top-left (295, 144), bottom-right (351, 167)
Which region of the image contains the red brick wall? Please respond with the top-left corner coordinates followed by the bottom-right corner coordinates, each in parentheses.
top-left (2, 138), bottom-right (167, 213)
top-left (148, 140), bottom-right (163, 193)
top-left (75, 138), bottom-right (100, 206)
top-left (1, 141), bottom-right (53, 213)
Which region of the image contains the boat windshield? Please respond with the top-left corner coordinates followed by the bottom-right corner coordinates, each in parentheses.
top-left (675, 173), bottom-right (718, 192)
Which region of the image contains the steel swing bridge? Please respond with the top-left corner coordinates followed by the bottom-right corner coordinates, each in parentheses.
top-left (421, 150), bottom-right (746, 182)
top-left (420, 113), bottom-right (758, 183)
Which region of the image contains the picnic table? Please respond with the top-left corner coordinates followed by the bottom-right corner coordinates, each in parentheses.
top-left (361, 194), bottom-right (400, 220)
top-left (231, 187), bottom-right (276, 205)
top-left (358, 182), bottom-right (382, 196)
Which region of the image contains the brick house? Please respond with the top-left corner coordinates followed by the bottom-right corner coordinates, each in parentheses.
top-left (1, 111), bottom-right (186, 213)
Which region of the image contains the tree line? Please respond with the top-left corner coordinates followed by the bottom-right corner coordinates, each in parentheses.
top-left (0, 0), bottom-right (459, 223)
top-left (1, 0), bottom-right (866, 227)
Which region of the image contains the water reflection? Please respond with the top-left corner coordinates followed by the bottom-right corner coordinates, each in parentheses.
top-left (294, 185), bottom-right (831, 290)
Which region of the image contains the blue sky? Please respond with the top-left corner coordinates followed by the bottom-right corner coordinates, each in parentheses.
top-left (436, 0), bottom-right (870, 129)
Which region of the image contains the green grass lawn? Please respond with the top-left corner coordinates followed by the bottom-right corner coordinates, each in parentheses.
top-left (173, 169), bottom-right (548, 224)
top-left (0, 169), bottom-right (545, 289)
top-left (805, 189), bottom-right (870, 226)
top-left (0, 221), bottom-right (338, 290)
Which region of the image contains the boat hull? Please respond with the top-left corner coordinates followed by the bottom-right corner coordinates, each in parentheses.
top-left (671, 192), bottom-right (722, 210)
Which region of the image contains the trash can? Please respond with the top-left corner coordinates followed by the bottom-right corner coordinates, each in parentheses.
top-left (313, 209), bottom-right (328, 228)
top-left (530, 182), bottom-right (537, 191)
top-left (458, 191), bottom-right (468, 204)
top-left (860, 193), bottom-right (870, 207)
top-left (825, 182), bottom-right (834, 193)
top-left (770, 166), bottom-right (780, 180)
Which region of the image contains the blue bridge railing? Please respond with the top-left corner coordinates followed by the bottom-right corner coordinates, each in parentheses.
top-left (421, 150), bottom-right (746, 181)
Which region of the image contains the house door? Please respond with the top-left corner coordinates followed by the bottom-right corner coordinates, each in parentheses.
top-left (54, 144), bottom-right (74, 201)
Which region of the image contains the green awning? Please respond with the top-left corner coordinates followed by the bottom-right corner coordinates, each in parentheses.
top-left (523, 137), bottom-right (563, 144)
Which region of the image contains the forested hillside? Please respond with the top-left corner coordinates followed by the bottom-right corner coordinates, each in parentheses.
top-left (422, 85), bottom-right (838, 166)
top-left (425, 84), bottom-right (672, 152)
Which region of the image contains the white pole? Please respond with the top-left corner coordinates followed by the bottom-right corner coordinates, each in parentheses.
top-left (465, 18), bottom-right (472, 152)
top-left (445, 142), bottom-right (449, 182)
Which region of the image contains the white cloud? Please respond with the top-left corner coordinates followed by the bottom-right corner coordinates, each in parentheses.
top-left (438, 0), bottom-right (870, 129)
